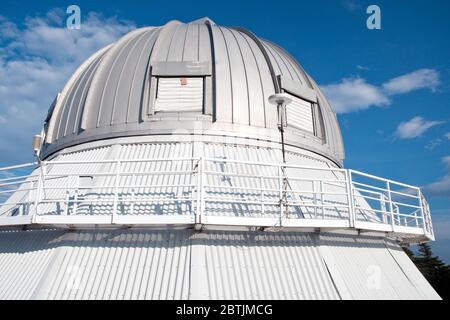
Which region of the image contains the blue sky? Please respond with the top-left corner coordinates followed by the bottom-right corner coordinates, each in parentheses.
top-left (0, 0), bottom-right (449, 260)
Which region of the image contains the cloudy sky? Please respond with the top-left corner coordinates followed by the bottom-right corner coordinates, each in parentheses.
top-left (0, 0), bottom-right (449, 260)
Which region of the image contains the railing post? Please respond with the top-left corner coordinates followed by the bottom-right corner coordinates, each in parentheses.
top-left (380, 194), bottom-right (387, 224)
top-left (278, 164), bottom-right (283, 226)
top-left (319, 180), bottom-right (324, 219)
top-left (312, 180), bottom-right (317, 218)
top-left (195, 158), bottom-right (201, 224)
top-left (195, 157), bottom-right (205, 225)
top-left (426, 202), bottom-right (434, 239)
top-left (386, 181), bottom-right (395, 232)
top-left (260, 175), bottom-right (265, 216)
top-left (63, 189), bottom-right (69, 216)
top-left (200, 157), bottom-right (206, 224)
top-left (112, 161), bottom-right (121, 224)
top-left (418, 190), bottom-right (427, 235)
top-left (130, 187), bottom-right (135, 216)
top-left (346, 170), bottom-right (355, 228)
top-left (26, 181), bottom-right (33, 216)
top-left (32, 163), bottom-right (46, 223)
top-left (73, 175), bottom-right (80, 216)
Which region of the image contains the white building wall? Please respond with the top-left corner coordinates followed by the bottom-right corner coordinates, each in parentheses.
top-left (0, 228), bottom-right (440, 300)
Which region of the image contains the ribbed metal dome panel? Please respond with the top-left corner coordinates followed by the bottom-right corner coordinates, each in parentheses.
top-left (43, 18), bottom-right (344, 165)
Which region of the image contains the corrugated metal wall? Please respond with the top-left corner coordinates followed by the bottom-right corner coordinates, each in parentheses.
top-left (318, 234), bottom-right (440, 300)
top-left (191, 232), bottom-right (340, 300)
top-left (0, 228), bottom-right (439, 300)
top-left (0, 229), bottom-right (66, 299)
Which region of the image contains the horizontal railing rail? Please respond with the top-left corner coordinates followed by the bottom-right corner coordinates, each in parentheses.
top-left (0, 157), bottom-right (434, 241)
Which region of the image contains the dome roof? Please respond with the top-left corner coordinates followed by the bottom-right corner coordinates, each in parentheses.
top-left (42, 18), bottom-right (345, 165)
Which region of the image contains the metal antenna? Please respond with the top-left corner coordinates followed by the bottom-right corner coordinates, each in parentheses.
top-left (269, 93), bottom-right (292, 220)
top-left (268, 93), bottom-right (291, 163)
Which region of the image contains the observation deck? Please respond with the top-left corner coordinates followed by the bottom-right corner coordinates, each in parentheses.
top-left (0, 157), bottom-right (434, 243)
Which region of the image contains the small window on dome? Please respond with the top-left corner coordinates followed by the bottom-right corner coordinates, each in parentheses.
top-left (154, 77), bottom-right (204, 113)
top-left (285, 93), bottom-right (315, 134)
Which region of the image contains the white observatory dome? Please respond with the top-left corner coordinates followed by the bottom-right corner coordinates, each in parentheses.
top-left (0, 18), bottom-right (439, 300)
top-left (42, 18), bottom-right (344, 165)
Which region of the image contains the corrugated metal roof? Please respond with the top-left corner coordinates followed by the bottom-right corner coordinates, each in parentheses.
top-left (0, 228), bottom-right (439, 300)
top-left (42, 18), bottom-right (345, 165)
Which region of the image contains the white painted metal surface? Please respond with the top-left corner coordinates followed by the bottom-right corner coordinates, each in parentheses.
top-left (154, 77), bottom-right (204, 113)
top-left (0, 147), bottom-right (434, 243)
top-left (319, 234), bottom-right (428, 299)
top-left (0, 228), bottom-right (440, 300)
top-left (286, 94), bottom-right (314, 133)
top-left (41, 18), bottom-right (345, 165)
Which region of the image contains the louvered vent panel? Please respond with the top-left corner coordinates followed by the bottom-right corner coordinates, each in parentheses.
top-left (286, 94), bottom-right (314, 133)
top-left (155, 77), bottom-right (203, 112)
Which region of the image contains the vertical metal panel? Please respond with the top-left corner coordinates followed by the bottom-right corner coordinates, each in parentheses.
top-left (319, 233), bottom-right (437, 299)
top-left (98, 31), bottom-right (149, 128)
top-left (262, 42), bottom-right (290, 79)
top-left (199, 24), bottom-right (213, 116)
top-left (286, 94), bottom-right (314, 133)
top-left (264, 41), bottom-right (307, 86)
top-left (0, 230), bottom-right (66, 299)
top-left (237, 31), bottom-right (277, 129)
top-left (220, 27), bottom-right (249, 125)
top-left (198, 24), bottom-right (212, 63)
top-left (384, 239), bottom-right (441, 300)
top-left (166, 24), bottom-right (188, 61)
top-left (231, 30), bottom-right (266, 128)
top-left (82, 28), bottom-right (151, 130)
top-left (126, 28), bottom-right (160, 123)
top-left (149, 21), bottom-right (182, 63)
top-left (192, 232), bottom-right (340, 300)
top-left (60, 52), bottom-right (105, 138)
top-left (111, 29), bottom-right (156, 125)
top-left (154, 77), bottom-right (204, 113)
top-left (182, 23), bottom-right (199, 61)
top-left (47, 45), bottom-right (110, 143)
top-left (209, 25), bottom-right (233, 123)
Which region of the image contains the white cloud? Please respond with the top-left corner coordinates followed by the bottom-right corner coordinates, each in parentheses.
top-left (321, 68), bottom-right (440, 114)
top-left (0, 9), bottom-right (135, 164)
top-left (395, 116), bottom-right (444, 139)
top-left (423, 156), bottom-right (450, 198)
top-left (425, 138), bottom-right (443, 150)
top-left (382, 68), bottom-right (440, 95)
top-left (0, 15), bottom-right (19, 39)
top-left (356, 65), bottom-right (370, 71)
top-left (445, 132), bottom-right (450, 140)
top-left (444, 156), bottom-right (450, 166)
top-left (341, 0), bottom-right (362, 11)
top-left (321, 77), bottom-right (390, 113)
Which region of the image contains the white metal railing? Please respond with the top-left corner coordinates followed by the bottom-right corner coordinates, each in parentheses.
top-left (0, 157), bottom-right (434, 242)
